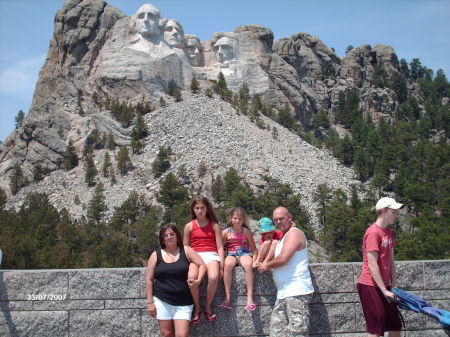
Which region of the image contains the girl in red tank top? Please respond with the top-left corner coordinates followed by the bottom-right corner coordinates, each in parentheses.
top-left (183, 196), bottom-right (224, 323)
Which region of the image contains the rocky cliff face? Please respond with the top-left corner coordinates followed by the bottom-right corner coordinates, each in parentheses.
top-left (0, 0), bottom-right (411, 222)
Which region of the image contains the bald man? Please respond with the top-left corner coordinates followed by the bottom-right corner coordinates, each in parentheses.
top-left (256, 206), bottom-right (314, 337)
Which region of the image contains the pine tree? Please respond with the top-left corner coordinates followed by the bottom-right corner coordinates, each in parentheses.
top-left (167, 80), bottom-right (178, 97)
top-left (211, 175), bottom-right (224, 202)
top-left (278, 103), bottom-right (293, 129)
top-left (84, 154), bottom-right (98, 186)
top-left (0, 187), bottom-right (7, 209)
top-left (156, 172), bottom-right (190, 208)
top-left (116, 146), bottom-right (132, 175)
top-left (87, 182), bottom-right (107, 224)
top-left (216, 72), bottom-right (227, 92)
top-left (110, 166), bottom-right (117, 185)
top-left (102, 152), bottom-right (111, 177)
top-left (130, 112), bottom-right (147, 153)
top-left (313, 183), bottom-right (332, 228)
top-left (106, 132), bottom-right (115, 150)
top-left (190, 77), bottom-right (200, 93)
top-left (33, 164), bottom-right (45, 182)
top-left (15, 110), bottom-right (25, 129)
top-left (9, 163), bottom-right (25, 195)
top-left (152, 146), bottom-right (172, 178)
top-left (372, 61), bottom-right (388, 88)
top-left (63, 140), bottom-right (78, 170)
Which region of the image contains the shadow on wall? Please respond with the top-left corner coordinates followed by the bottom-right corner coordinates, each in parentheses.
top-left (310, 270), bottom-right (332, 336)
top-left (0, 273), bottom-right (19, 336)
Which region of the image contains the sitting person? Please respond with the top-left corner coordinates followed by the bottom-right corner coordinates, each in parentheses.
top-left (253, 217), bottom-right (282, 268)
top-left (183, 196), bottom-right (224, 323)
top-left (220, 207), bottom-right (258, 311)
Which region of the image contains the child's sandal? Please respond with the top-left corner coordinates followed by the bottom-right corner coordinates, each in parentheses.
top-left (192, 309), bottom-right (201, 324)
top-left (218, 301), bottom-right (232, 310)
top-left (244, 303), bottom-right (256, 311)
top-left (204, 308), bottom-right (217, 322)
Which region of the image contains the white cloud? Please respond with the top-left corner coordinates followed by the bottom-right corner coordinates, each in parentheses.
top-left (0, 54), bottom-right (45, 98)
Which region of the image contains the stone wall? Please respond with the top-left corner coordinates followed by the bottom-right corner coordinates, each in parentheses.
top-left (1, 260), bottom-right (448, 337)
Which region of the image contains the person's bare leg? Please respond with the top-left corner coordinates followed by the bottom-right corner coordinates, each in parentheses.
top-left (388, 331), bottom-right (400, 337)
top-left (240, 255), bottom-right (255, 305)
top-left (173, 319), bottom-right (190, 337)
top-left (222, 256), bottom-right (237, 304)
top-left (205, 261), bottom-right (220, 315)
top-left (187, 263), bottom-right (201, 319)
top-left (158, 320), bottom-right (175, 337)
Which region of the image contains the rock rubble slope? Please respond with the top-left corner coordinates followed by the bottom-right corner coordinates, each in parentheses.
top-left (6, 86), bottom-right (359, 228)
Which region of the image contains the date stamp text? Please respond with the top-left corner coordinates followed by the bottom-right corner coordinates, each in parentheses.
top-left (27, 294), bottom-right (67, 301)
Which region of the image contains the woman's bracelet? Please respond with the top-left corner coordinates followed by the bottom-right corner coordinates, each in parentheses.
top-left (147, 301), bottom-right (154, 304)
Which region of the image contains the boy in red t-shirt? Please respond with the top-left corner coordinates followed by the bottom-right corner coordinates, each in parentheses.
top-left (252, 217), bottom-right (282, 268)
top-left (357, 197), bottom-right (405, 337)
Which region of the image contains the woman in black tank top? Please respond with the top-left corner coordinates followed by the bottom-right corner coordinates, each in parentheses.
top-left (146, 224), bottom-right (206, 337)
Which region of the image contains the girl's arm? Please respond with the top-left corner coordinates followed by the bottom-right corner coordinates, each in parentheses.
top-left (183, 222), bottom-right (192, 246)
top-left (146, 252), bottom-right (157, 317)
top-left (245, 228), bottom-right (258, 262)
top-left (221, 229), bottom-right (228, 251)
top-left (214, 223), bottom-right (225, 270)
top-left (185, 246), bottom-right (206, 287)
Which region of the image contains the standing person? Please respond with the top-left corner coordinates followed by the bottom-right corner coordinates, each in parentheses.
top-left (256, 206), bottom-right (314, 337)
top-left (146, 224), bottom-right (206, 337)
top-left (219, 207), bottom-right (258, 311)
top-left (253, 217), bottom-right (283, 268)
top-left (183, 196), bottom-right (224, 323)
top-left (357, 197), bottom-right (404, 337)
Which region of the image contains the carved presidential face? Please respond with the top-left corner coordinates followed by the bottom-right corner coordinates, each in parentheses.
top-left (135, 4), bottom-right (160, 38)
top-left (164, 19), bottom-right (184, 48)
top-left (214, 37), bottom-right (235, 67)
top-left (186, 36), bottom-right (202, 65)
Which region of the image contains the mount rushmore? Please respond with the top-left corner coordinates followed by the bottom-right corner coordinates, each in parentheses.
top-left (0, 0), bottom-right (407, 219)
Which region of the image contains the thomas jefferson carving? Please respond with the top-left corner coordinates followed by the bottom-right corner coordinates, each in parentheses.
top-left (164, 19), bottom-right (185, 49)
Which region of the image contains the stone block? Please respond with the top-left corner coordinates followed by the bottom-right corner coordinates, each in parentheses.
top-left (69, 268), bottom-right (141, 299)
top-left (0, 300), bottom-right (33, 311)
top-left (396, 261), bottom-right (424, 289)
top-left (310, 302), bottom-right (355, 334)
top-left (105, 298), bottom-right (146, 309)
top-left (424, 260), bottom-right (450, 290)
top-left (0, 270), bottom-right (68, 300)
top-left (310, 263), bottom-right (356, 293)
top-left (0, 310), bottom-right (68, 337)
top-left (32, 299), bottom-right (104, 310)
top-left (213, 304), bottom-right (271, 336)
top-left (141, 309), bottom-right (162, 337)
top-left (311, 292), bottom-right (359, 304)
top-left (231, 294), bottom-right (276, 307)
top-left (69, 309), bottom-right (140, 337)
top-left (406, 329), bottom-right (448, 337)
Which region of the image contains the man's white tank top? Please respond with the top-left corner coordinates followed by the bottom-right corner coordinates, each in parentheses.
top-left (273, 227), bottom-right (314, 299)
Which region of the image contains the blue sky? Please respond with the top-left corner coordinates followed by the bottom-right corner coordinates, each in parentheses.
top-left (1, 0), bottom-right (449, 142)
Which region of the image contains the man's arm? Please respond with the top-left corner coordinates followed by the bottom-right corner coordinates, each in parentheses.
top-left (367, 251), bottom-right (396, 299)
top-left (390, 249), bottom-right (397, 288)
top-left (258, 228), bottom-right (304, 272)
